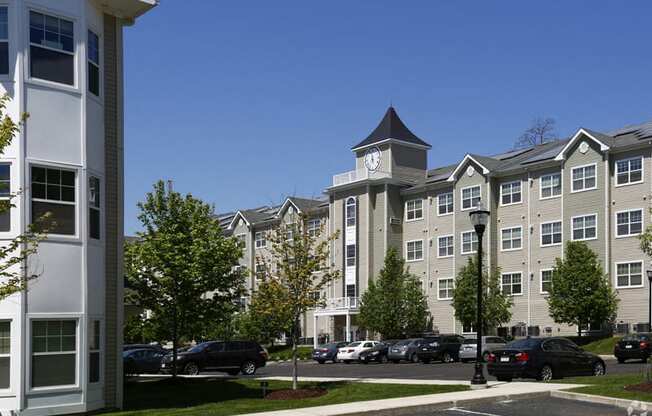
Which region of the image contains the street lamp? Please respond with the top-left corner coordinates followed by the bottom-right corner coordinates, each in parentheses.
top-left (647, 270), bottom-right (652, 332)
top-left (469, 200), bottom-right (490, 389)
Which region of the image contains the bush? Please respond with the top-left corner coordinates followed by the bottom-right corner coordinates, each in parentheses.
top-left (266, 345), bottom-right (313, 361)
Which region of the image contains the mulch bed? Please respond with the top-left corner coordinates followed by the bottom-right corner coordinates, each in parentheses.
top-left (624, 383), bottom-right (652, 393)
top-left (265, 388), bottom-right (327, 400)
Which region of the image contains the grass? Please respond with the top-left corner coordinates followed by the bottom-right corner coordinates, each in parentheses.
top-left (581, 336), bottom-right (621, 355)
top-left (104, 378), bottom-right (467, 416)
top-left (266, 345), bottom-right (313, 361)
top-left (563, 370), bottom-right (652, 403)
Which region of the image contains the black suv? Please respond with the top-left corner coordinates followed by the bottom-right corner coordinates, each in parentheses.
top-left (161, 341), bottom-right (268, 375)
top-left (416, 334), bottom-right (465, 363)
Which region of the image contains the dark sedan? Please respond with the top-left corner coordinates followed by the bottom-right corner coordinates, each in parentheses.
top-left (161, 340), bottom-right (267, 376)
top-left (358, 342), bottom-right (389, 364)
top-left (614, 333), bottom-right (651, 363)
top-left (312, 342), bottom-right (348, 364)
top-left (487, 337), bottom-right (606, 382)
top-left (123, 348), bottom-right (166, 375)
top-left (416, 334), bottom-right (465, 363)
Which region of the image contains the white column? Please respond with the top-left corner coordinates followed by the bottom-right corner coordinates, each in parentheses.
top-left (313, 315), bottom-right (318, 348)
top-left (345, 313), bottom-right (351, 342)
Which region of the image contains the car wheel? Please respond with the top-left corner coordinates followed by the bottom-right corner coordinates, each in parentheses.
top-left (318, 360), bottom-right (326, 364)
top-left (183, 362), bottom-right (200, 376)
top-left (592, 361), bottom-right (605, 376)
top-left (496, 376), bottom-right (512, 382)
top-left (411, 353), bottom-right (419, 363)
top-left (442, 352), bottom-right (453, 363)
top-left (537, 364), bottom-right (553, 382)
top-left (241, 360), bottom-right (257, 375)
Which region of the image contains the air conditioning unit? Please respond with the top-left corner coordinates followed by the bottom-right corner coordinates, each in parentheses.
top-left (390, 217), bottom-right (401, 225)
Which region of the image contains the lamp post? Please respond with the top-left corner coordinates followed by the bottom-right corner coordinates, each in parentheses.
top-left (469, 201), bottom-right (490, 389)
top-left (647, 270), bottom-right (652, 332)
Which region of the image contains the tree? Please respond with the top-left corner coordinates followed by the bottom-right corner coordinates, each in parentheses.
top-left (125, 181), bottom-right (245, 377)
top-left (257, 213), bottom-right (339, 390)
top-left (547, 241), bottom-right (619, 336)
top-left (515, 117), bottom-right (558, 149)
top-left (452, 257), bottom-right (512, 333)
top-left (358, 248), bottom-right (431, 339)
top-left (638, 212), bottom-right (652, 257)
top-left (235, 279), bottom-right (293, 345)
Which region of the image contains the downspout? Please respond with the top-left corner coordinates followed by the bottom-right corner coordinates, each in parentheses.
top-left (527, 170), bottom-right (532, 329)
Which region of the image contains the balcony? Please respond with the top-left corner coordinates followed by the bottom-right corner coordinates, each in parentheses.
top-left (314, 297), bottom-right (360, 316)
top-left (332, 169), bottom-right (391, 187)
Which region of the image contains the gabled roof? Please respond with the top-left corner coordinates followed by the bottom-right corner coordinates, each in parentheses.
top-left (554, 128), bottom-right (611, 161)
top-left (446, 154), bottom-right (494, 182)
top-left (276, 197), bottom-right (326, 218)
top-left (351, 107), bottom-right (431, 151)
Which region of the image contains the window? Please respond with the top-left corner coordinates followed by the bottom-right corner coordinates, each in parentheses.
top-left (346, 244), bottom-right (356, 267)
top-left (501, 227), bottom-right (522, 251)
top-left (235, 234), bottom-right (246, 248)
top-left (541, 221), bottom-right (562, 246)
top-left (346, 284), bottom-right (356, 298)
top-left (541, 269), bottom-right (553, 294)
top-left (255, 263), bottom-right (266, 279)
top-left (32, 320), bottom-right (76, 387)
top-left (254, 231), bottom-right (266, 248)
top-left (461, 231), bottom-right (478, 254)
top-left (461, 186), bottom-right (481, 210)
top-left (437, 235), bottom-right (454, 258)
top-left (616, 209), bottom-right (643, 237)
top-left (616, 261), bottom-right (643, 289)
top-left (406, 240), bottom-right (423, 261)
top-left (405, 199), bottom-right (423, 221)
top-left (89, 176), bottom-right (100, 239)
top-left (89, 320), bottom-right (100, 383)
top-left (438, 278), bottom-right (454, 300)
top-left (0, 164), bottom-right (10, 232)
top-left (437, 192), bottom-right (453, 215)
top-left (500, 181), bottom-right (521, 205)
top-left (571, 164), bottom-right (596, 192)
top-left (540, 173), bottom-right (561, 199)
top-left (0, 7), bottom-right (8, 75)
top-left (307, 219), bottom-right (320, 237)
top-left (572, 214), bottom-right (597, 241)
top-left (284, 224), bottom-right (294, 241)
top-left (0, 322), bottom-right (9, 389)
top-left (29, 11), bottom-right (74, 85)
top-left (501, 273), bottom-right (522, 296)
top-left (31, 166), bottom-right (76, 235)
top-left (88, 30), bottom-right (100, 95)
top-left (616, 157), bottom-right (643, 186)
top-left (346, 198), bottom-right (356, 227)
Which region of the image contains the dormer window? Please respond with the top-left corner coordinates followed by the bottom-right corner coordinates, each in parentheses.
top-left (29, 11), bottom-right (74, 86)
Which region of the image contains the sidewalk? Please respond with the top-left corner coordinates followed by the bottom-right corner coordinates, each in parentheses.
top-left (241, 378), bottom-right (584, 416)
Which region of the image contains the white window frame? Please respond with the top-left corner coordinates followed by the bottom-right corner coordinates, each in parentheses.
top-left (540, 220), bottom-right (562, 247)
top-left (500, 226), bottom-right (522, 251)
top-left (460, 230), bottom-right (478, 255)
top-left (0, 6), bottom-right (9, 77)
top-left (307, 218), bottom-right (320, 237)
top-left (540, 269), bottom-right (553, 294)
top-left (539, 172), bottom-right (562, 199)
top-left (460, 185), bottom-right (481, 211)
top-left (0, 320), bottom-right (10, 391)
top-left (405, 239), bottom-right (424, 262)
top-left (500, 181), bottom-right (522, 206)
top-left (235, 233), bottom-right (246, 248)
top-left (0, 163), bottom-right (11, 233)
top-left (570, 163), bottom-right (597, 193)
top-left (345, 197), bottom-right (356, 227)
top-left (571, 213), bottom-right (598, 241)
top-left (29, 318), bottom-right (79, 391)
top-left (30, 164), bottom-right (78, 238)
top-left (615, 209), bottom-right (643, 238)
top-left (615, 260), bottom-right (644, 289)
top-left (437, 278), bottom-right (454, 300)
top-left (405, 199), bottom-right (423, 222)
top-left (254, 231), bottom-right (266, 248)
top-left (615, 156), bottom-right (644, 187)
top-left (437, 192), bottom-right (453, 216)
top-left (346, 244), bottom-right (356, 267)
top-left (501, 272), bottom-right (523, 296)
top-left (437, 235), bottom-right (454, 258)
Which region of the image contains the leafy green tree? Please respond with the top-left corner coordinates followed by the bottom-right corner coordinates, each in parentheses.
top-left (452, 257), bottom-right (512, 333)
top-left (257, 213), bottom-right (339, 390)
top-left (235, 279), bottom-right (293, 345)
top-left (125, 181), bottom-right (245, 377)
top-left (547, 241), bottom-right (618, 336)
top-left (359, 248), bottom-right (431, 339)
top-left (639, 213), bottom-right (652, 257)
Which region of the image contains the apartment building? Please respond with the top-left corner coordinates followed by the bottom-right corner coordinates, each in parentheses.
top-left (0, 1), bottom-right (155, 415)
top-left (226, 106), bottom-right (652, 346)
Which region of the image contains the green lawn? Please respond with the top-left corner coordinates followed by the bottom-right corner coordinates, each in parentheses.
top-left (581, 337), bottom-right (621, 355)
top-left (564, 372), bottom-right (652, 403)
top-left (105, 378), bottom-right (467, 416)
top-left (266, 345), bottom-right (313, 361)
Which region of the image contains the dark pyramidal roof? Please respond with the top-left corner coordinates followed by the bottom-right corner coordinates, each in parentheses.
top-left (352, 107), bottom-right (431, 150)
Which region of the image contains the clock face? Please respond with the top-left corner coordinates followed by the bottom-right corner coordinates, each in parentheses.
top-left (364, 147), bottom-right (381, 171)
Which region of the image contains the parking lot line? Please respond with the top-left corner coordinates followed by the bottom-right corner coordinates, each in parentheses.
top-left (442, 408), bottom-right (504, 416)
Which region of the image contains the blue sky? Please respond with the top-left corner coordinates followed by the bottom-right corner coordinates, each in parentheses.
top-left (123, 1), bottom-right (652, 234)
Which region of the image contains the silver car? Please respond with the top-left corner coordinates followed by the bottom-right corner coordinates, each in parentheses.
top-left (387, 338), bottom-right (422, 363)
top-left (459, 336), bottom-right (507, 362)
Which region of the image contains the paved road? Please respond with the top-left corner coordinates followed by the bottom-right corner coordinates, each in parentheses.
top-left (423, 396), bottom-right (623, 416)
top-left (247, 358), bottom-right (642, 381)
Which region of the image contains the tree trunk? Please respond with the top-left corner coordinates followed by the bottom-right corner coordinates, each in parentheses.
top-left (577, 323), bottom-right (582, 338)
top-left (292, 318), bottom-right (299, 390)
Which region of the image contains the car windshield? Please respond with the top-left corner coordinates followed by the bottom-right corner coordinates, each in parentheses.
top-left (348, 342), bottom-right (361, 347)
top-left (624, 334), bottom-right (650, 341)
top-left (421, 337), bottom-right (440, 345)
top-left (505, 338), bottom-right (541, 349)
top-left (188, 343), bottom-right (210, 353)
top-left (463, 338), bottom-right (477, 344)
top-left (395, 340), bottom-right (411, 346)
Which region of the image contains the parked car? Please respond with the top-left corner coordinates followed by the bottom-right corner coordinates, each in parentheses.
top-left (614, 333), bottom-right (652, 363)
top-left (388, 338), bottom-right (423, 363)
top-left (337, 341), bottom-right (380, 363)
top-left (123, 343), bottom-right (166, 354)
top-left (459, 336), bottom-right (507, 362)
top-left (416, 334), bottom-right (465, 363)
top-left (312, 342), bottom-right (348, 364)
top-left (487, 337), bottom-right (606, 382)
top-left (123, 348), bottom-right (166, 375)
top-left (160, 340), bottom-right (268, 376)
top-left (358, 342), bottom-right (390, 364)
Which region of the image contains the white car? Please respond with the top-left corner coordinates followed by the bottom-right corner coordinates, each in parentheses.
top-left (337, 341), bottom-right (380, 363)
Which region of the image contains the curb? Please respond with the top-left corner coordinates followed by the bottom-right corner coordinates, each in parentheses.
top-left (551, 390), bottom-right (652, 411)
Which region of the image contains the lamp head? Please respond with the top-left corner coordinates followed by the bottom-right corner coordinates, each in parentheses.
top-left (469, 200), bottom-right (490, 230)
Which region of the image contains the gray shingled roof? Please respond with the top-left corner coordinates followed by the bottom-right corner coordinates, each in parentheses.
top-left (352, 107), bottom-right (431, 150)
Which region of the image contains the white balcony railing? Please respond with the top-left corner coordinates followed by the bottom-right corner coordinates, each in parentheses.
top-left (315, 297), bottom-right (360, 314)
top-left (332, 169), bottom-right (391, 187)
